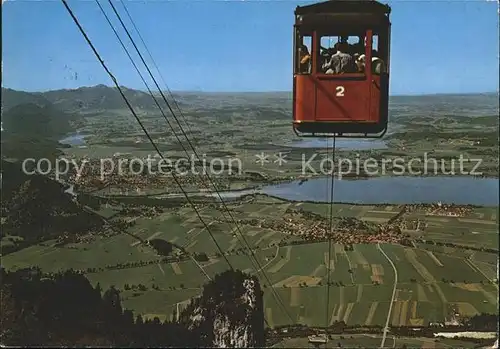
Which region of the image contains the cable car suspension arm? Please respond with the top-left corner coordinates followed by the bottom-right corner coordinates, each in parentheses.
top-left (325, 135), bottom-right (336, 343)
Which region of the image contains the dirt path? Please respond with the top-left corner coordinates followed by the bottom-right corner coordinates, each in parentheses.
top-left (356, 284), bottom-right (363, 302)
top-left (364, 302), bottom-right (379, 326)
top-left (171, 262), bottom-right (182, 275)
top-left (378, 243), bottom-right (398, 348)
top-left (268, 246), bottom-right (292, 273)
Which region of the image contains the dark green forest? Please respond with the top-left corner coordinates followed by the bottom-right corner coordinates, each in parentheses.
top-left (0, 267), bottom-right (263, 347)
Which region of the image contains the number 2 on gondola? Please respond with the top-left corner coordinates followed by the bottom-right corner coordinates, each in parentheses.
top-left (336, 86), bottom-right (345, 97)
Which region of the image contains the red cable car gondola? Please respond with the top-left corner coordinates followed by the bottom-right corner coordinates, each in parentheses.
top-left (292, 0), bottom-right (391, 138)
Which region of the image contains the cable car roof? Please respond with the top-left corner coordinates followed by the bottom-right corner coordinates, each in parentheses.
top-left (295, 0), bottom-right (391, 16)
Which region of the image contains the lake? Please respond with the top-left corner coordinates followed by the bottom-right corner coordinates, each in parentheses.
top-left (260, 176), bottom-right (499, 206)
top-left (120, 175), bottom-right (497, 206)
top-left (59, 133), bottom-right (88, 146)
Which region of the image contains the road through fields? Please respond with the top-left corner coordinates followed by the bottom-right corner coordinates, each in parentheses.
top-left (378, 243), bottom-right (398, 348)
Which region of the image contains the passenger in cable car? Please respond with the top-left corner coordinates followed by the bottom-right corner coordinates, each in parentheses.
top-left (322, 42), bottom-right (356, 74)
top-left (333, 36), bottom-right (349, 55)
top-left (354, 54), bottom-right (364, 72)
top-left (319, 46), bottom-right (335, 71)
top-left (299, 44), bottom-right (311, 73)
top-left (357, 53), bottom-right (385, 75)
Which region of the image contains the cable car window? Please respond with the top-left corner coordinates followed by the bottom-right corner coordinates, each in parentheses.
top-left (356, 34), bottom-right (387, 75)
top-left (372, 35), bottom-right (379, 53)
top-left (296, 35), bottom-right (312, 74)
top-left (318, 34), bottom-right (364, 75)
top-left (371, 35), bottom-right (385, 75)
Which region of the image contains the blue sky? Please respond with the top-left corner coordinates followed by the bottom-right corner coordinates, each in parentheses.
top-left (2, 0), bottom-right (498, 94)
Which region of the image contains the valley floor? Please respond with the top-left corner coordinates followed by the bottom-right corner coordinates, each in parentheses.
top-left (2, 196), bottom-right (498, 330)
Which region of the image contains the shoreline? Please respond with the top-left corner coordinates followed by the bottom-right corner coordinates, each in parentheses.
top-left (95, 190), bottom-right (497, 209)
top-left (229, 192), bottom-right (495, 208)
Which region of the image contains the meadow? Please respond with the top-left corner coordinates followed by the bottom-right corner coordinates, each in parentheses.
top-left (275, 334), bottom-right (482, 348)
top-left (2, 196), bottom-right (497, 329)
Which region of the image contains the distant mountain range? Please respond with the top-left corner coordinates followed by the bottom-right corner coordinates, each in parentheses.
top-left (1, 85), bottom-right (162, 113)
top-left (2, 85), bottom-right (496, 113)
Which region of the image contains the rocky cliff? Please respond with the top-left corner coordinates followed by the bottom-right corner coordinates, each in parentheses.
top-left (181, 269), bottom-right (265, 348)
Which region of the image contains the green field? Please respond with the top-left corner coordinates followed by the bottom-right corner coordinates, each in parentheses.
top-left (274, 334), bottom-right (480, 348)
top-left (2, 198), bottom-right (498, 329)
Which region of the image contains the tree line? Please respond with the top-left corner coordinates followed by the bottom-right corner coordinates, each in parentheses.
top-left (0, 267), bottom-right (265, 347)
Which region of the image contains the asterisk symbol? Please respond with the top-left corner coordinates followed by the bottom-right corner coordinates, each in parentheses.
top-left (64, 184), bottom-right (76, 197)
top-left (274, 152), bottom-right (287, 166)
top-left (255, 152), bottom-right (270, 166)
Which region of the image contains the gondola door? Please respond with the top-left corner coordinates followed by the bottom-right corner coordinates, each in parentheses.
top-left (313, 30), bottom-right (375, 124)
